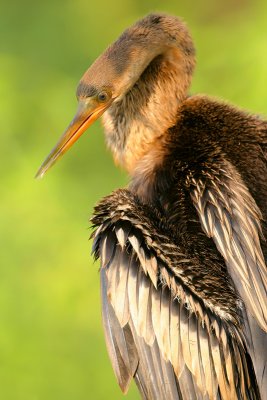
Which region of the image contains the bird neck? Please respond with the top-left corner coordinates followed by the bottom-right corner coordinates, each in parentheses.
top-left (102, 33), bottom-right (195, 178)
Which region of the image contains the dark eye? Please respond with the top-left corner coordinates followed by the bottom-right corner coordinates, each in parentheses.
top-left (98, 91), bottom-right (108, 102)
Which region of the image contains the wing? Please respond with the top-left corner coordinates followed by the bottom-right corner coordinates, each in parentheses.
top-left (91, 190), bottom-right (259, 400)
top-left (188, 158), bottom-right (267, 397)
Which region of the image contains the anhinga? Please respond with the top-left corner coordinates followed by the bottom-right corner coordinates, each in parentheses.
top-left (36, 14), bottom-right (267, 400)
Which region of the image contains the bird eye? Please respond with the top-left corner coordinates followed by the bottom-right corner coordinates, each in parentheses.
top-left (98, 91), bottom-right (109, 102)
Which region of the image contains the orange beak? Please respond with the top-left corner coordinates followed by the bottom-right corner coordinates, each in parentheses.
top-left (35, 98), bottom-right (111, 178)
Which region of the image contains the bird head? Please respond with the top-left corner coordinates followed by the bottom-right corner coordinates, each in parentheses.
top-left (35, 38), bottom-right (148, 178)
top-left (36, 13), bottom-right (195, 178)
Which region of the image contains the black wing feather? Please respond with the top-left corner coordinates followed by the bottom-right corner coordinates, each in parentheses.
top-left (92, 191), bottom-right (260, 399)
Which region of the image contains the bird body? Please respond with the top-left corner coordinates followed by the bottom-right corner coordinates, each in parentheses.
top-left (37, 14), bottom-right (267, 400)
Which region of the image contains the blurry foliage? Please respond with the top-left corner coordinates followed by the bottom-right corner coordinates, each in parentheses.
top-left (0, 0), bottom-right (267, 399)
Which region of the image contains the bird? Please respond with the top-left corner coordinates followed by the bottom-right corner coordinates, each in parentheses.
top-left (36, 13), bottom-right (267, 400)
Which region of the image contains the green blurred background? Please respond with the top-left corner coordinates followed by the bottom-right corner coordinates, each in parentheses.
top-left (1, 0), bottom-right (267, 399)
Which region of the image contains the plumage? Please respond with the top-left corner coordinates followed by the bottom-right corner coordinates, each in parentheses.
top-left (91, 192), bottom-right (262, 399)
top-left (37, 12), bottom-right (267, 400)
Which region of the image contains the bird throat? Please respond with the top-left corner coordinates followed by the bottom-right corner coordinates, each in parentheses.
top-left (103, 98), bottom-right (168, 202)
top-left (102, 49), bottom-right (191, 176)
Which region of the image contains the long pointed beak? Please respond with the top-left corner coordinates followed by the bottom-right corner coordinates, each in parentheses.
top-left (35, 98), bottom-right (110, 178)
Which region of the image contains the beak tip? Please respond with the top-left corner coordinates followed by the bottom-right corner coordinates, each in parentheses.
top-left (35, 167), bottom-right (45, 180)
